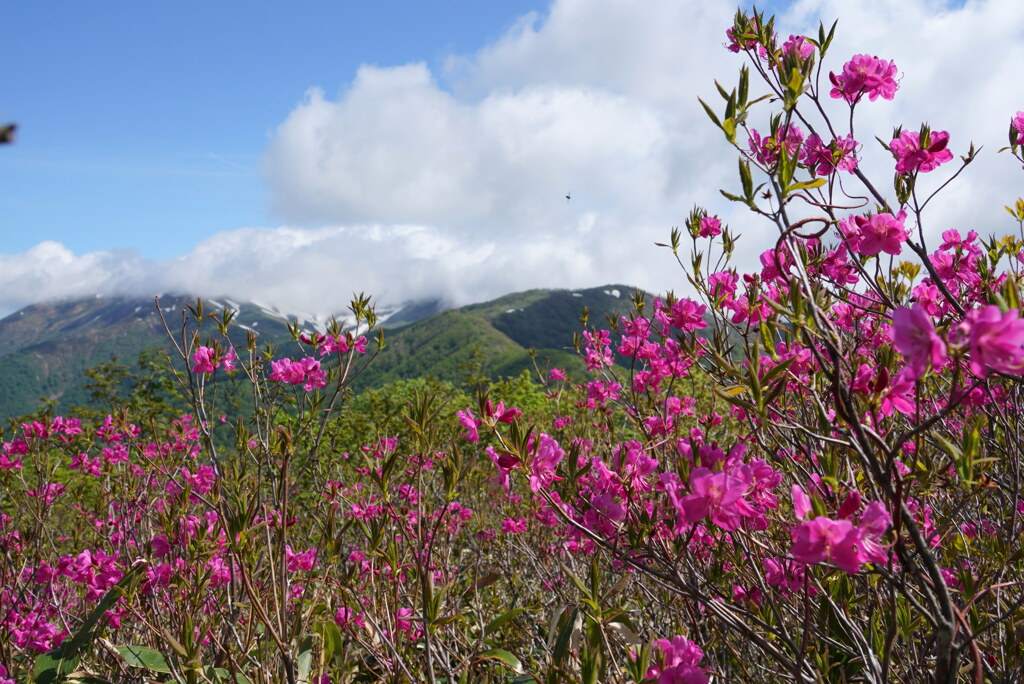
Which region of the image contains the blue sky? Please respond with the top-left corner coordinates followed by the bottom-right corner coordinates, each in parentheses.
top-left (0, 1), bottom-right (546, 258)
top-left (0, 0), bottom-right (1021, 318)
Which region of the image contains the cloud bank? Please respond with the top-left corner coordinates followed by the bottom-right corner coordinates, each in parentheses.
top-left (4, 0), bottom-right (1023, 318)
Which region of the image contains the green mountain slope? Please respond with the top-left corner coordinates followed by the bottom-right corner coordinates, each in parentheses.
top-left (0, 285), bottom-right (648, 421)
top-left (356, 284), bottom-right (645, 389)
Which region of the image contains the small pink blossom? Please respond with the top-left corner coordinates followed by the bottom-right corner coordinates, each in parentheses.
top-left (963, 305), bottom-right (1024, 377)
top-left (890, 129), bottom-right (953, 175)
top-left (802, 134), bottom-right (858, 176)
top-left (335, 606), bottom-right (365, 629)
top-left (781, 34), bottom-right (814, 60)
top-left (646, 635), bottom-right (709, 684)
top-left (191, 346), bottom-right (216, 373)
top-left (677, 467), bottom-right (754, 531)
top-left (840, 209), bottom-right (908, 256)
top-left (791, 484), bottom-right (811, 521)
top-left (528, 434), bottom-right (564, 493)
top-left (285, 545), bottom-right (318, 572)
top-left (829, 54), bottom-right (899, 103)
top-left (698, 216), bottom-right (721, 238)
top-left (892, 305), bottom-right (947, 378)
top-left (749, 124), bottom-right (804, 166)
top-left (1012, 111), bottom-right (1024, 145)
top-left (456, 409), bottom-right (481, 443)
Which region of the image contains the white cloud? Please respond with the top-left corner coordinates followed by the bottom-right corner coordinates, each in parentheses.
top-left (4, 0), bottom-right (1023, 320)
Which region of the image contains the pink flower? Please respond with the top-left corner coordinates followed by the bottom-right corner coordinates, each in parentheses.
top-left (781, 34), bottom-right (814, 60)
top-left (829, 54), bottom-right (899, 103)
top-left (791, 503), bottom-right (891, 573)
top-left (487, 447), bottom-right (520, 492)
top-left (749, 124), bottom-right (804, 166)
top-left (191, 346), bottom-right (216, 374)
top-left (892, 305), bottom-right (947, 378)
top-left (678, 467), bottom-right (753, 531)
top-left (963, 305), bottom-right (1024, 377)
top-left (583, 493), bottom-right (625, 536)
top-left (549, 367), bottom-right (567, 381)
top-left (335, 606), bottom-right (365, 629)
top-left (791, 484), bottom-right (811, 521)
top-left (501, 517), bottom-right (527, 534)
top-left (456, 409), bottom-right (481, 443)
top-left (880, 368), bottom-right (917, 416)
top-left (208, 556), bottom-right (232, 587)
top-left (646, 635), bottom-right (708, 683)
top-left (191, 345), bottom-right (236, 374)
top-left (890, 129), bottom-right (953, 175)
top-left (1012, 111), bottom-right (1024, 146)
top-left (269, 357), bottom-right (326, 391)
top-left (801, 134), bottom-right (858, 176)
top-left (840, 209), bottom-right (908, 256)
top-left (707, 271), bottom-right (738, 300)
top-left (791, 516), bottom-right (861, 573)
top-left (528, 434), bottom-right (564, 493)
top-left (285, 545), bottom-right (318, 572)
top-left (666, 298), bottom-right (708, 333)
top-left (698, 216), bottom-right (721, 238)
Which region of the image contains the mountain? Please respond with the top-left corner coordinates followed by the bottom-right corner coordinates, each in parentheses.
top-left (0, 295), bottom-right (305, 420)
top-left (0, 285), bottom-right (645, 422)
top-left (353, 285), bottom-right (642, 389)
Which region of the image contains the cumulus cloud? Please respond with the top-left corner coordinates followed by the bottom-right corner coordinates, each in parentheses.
top-left (4, 0), bottom-right (1023, 319)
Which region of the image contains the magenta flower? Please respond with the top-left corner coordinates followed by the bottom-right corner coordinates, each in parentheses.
top-left (679, 467), bottom-right (753, 531)
top-left (791, 516), bottom-right (861, 573)
top-left (269, 357), bottom-right (327, 391)
top-left (583, 492), bottom-right (626, 536)
top-left (892, 305), bottom-right (947, 378)
top-left (666, 298), bottom-right (708, 333)
top-left (285, 545), bottom-right (318, 572)
top-left (748, 124), bottom-right (804, 166)
top-left (191, 346), bottom-right (216, 373)
top-left (792, 484), bottom-right (811, 521)
top-left (335, 606), bottom-right (365, 629)
top-left (456, 409), bottom-right (481, 443)
top-left (698, 216), bottom-right (722, 237)
top-left (646, 635), bottom-right (709, 684)
top-left (1012, 111), bottom-right (1024, 145)
top-left (781, 34), bottom-right (814, 60)
top-left (529, 433), bottom-right (564, 493)
top-left (890, 129), bottom-right (953, 175)
top-left (880, 368), bottom-right (917, 416)
top-left (963, 305), bottom-right (1024, 377)
top-left (829, 54), bottom-right (899, 103)
top-left (486, 446), bottom-right (519, 493)
top-left (801, 133), bottom-right (858, 176)
top-left (840, 209), bottom-right (908, 256)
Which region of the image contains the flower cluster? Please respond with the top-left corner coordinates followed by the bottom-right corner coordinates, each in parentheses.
top-left (890, 129), bottom-right (953, 175)
top-left (268, 356), bottom-right (327, 391)
top-left (829, 53), bottom-right (899, 103)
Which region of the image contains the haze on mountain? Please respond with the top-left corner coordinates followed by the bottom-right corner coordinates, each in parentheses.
top-left (0, 285), bottom-right (644, 421)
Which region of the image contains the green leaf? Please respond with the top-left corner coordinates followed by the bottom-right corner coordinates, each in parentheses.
top-left (722, 117), bottom-right (736, 144)
top-left (116, 645), bottom-right (172, 674)
top-left (476, 649), bottom-right (524, 674)
top-left (697, 98), bottom-right (721, 129)
top-left (295, 635), bottom-right (314, 683)
top-left (485, 607), bottom-right (532, 638)
top-left (785, 178), bottom-right (828, 193)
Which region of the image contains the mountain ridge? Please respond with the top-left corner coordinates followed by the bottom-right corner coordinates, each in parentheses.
top-left (0, 284), bottom-right (647, 421)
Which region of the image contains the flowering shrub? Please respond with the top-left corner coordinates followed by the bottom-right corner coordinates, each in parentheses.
top-left (3, 8), bottom-right (1024, 684)
top-left (464, 9), bottom-right (1024, 683)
